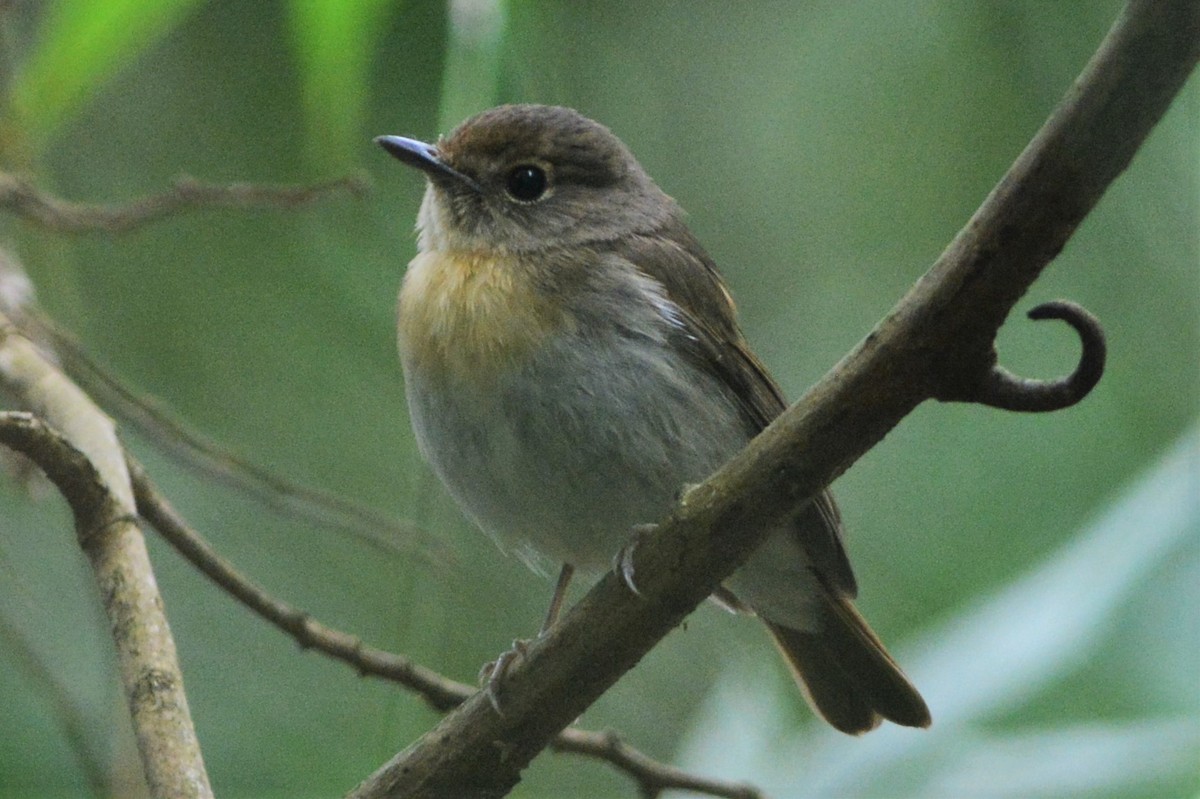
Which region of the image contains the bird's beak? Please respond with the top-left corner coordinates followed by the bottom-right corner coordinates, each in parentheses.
top-left (374, 135), bottom-right (481, 192)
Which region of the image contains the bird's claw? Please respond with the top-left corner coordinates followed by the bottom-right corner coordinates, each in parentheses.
top-left (479, 638), bottom-right (529, 715)
top-left (677, 482), bottom-right (701, 506)
top-left (613, 523), bottom-right (657, 597)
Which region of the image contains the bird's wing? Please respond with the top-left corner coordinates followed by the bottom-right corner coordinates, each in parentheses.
top-left (612, 221), bottom-right (857, 597)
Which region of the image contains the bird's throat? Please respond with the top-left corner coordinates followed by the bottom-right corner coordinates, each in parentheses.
top-left (398, 249), bottom-right (569, 384)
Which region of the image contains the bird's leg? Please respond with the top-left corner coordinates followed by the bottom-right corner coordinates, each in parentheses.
top-left (539, 562), bottom-right (575, 634)
top-left (481, 562), bottom-right (575, 714)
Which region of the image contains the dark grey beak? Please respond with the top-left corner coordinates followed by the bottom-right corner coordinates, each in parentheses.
top-left (374, 135), bottom-right (481, 192)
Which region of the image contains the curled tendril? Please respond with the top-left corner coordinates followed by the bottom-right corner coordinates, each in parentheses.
top-left (963, 300), bottom-right (1106, 412)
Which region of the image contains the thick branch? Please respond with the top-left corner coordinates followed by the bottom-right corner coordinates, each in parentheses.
top-left (349, 3), bottom-right (1200, 797)
top-left (0, 321), bottom-right (212, 799)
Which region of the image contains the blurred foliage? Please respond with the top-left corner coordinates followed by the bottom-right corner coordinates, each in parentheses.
top-left (287, 0), bottom-right (396, 170)
top-left (681, 428), bottom-right (1200, 798)
top-left (0, 1), bottom-right (1196, 798)
top-left (6, 0), bottom-right (205, 148)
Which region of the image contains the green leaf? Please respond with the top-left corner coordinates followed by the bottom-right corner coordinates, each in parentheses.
top-left (11, 0), bottom-right (204, 146)
top-left (286, 0), bottom-right (396, 169)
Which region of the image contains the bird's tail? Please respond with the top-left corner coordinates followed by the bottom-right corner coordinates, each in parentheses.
top-left (763, 592), bottom-right (931, 735)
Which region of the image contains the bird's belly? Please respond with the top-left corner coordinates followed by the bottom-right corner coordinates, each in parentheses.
top-left (403, 331), bottom-right (750, 574)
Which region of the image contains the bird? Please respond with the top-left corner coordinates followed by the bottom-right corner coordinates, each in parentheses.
top-left (376, 104), bottom-right (930, 734)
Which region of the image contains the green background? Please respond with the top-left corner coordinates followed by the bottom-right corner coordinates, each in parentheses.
top-left (0, 2), bottom-right (1196, 797)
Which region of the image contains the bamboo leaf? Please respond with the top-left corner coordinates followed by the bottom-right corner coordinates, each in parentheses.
top-left (11, 0), bottom-right (203, 145)
top-left (287, 0), bottom-right (395, 169)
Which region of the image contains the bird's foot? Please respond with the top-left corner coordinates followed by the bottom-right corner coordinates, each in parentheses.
top-left (478, 638), bottom-right (530, 715)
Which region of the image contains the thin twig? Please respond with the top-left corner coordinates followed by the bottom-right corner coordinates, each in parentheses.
top-left (0, 172), bottom-right (369, 234)
top-left (553, 729), bottom-right (762, 799)
top-left (125, 453), bottom-right (468, 712)
top-left (0, 245), bottom-right (446, 566)
top-left (347, 3), bottom-right (1200, 796)
top-left (39, 313), bottom-right (449, 565)
top-left (126, 455), bottom-right (765, 798)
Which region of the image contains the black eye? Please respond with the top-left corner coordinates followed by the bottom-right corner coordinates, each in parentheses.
top-left (505, 165), bottom-right (548, 202)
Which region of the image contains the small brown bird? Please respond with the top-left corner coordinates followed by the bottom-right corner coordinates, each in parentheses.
top-left (377, 104), bottom-right (930, 734)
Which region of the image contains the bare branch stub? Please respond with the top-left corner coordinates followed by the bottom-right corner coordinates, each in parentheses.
top-left (934, 299), bottom-right (1107, 412)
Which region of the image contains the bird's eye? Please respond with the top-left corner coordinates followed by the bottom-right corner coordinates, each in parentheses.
top-left (505, 165), bottom-right (548, 202)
